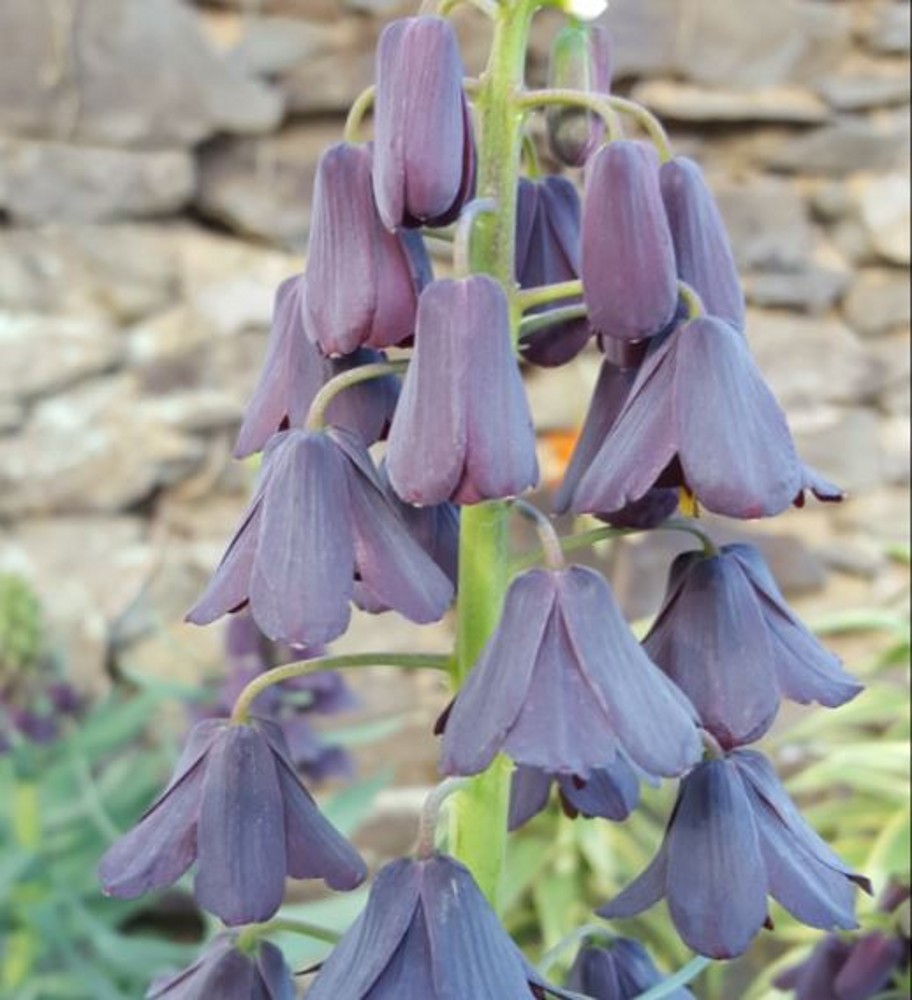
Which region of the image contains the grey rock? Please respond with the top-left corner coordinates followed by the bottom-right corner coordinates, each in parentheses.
top-left (749, 310), bottom-right (886, 409)
top-left (0, 375), bottom-right (205, 517)
top-left (0, 140), bottom-right (194, 223)
top-left (744, 267), bottom-right (848, 314)
top-left (765, 114), bottom-right (911, 175)
top-left (791, 406), bottom-right (885, 494)
top-left (880, 415), bottom-right (911, 486)
top-left (810, 180), bottom-right (855, 222)
top-left (816, 540), bottom-right (887, 580)
top-left (855, 172), bottom-right (911, 265)
top-left (834, 487), bottom-right (910, 545)
top-left (870, 332), bottom-right (911, 416)
top-left (226, 17), bottom-right (333, 78)
top-left (282, 20), bottom-right (376, 114)
top-left (0, 313), bottom-right (121, 402)
top-left (844, 269), bottom-right (912, 339)
top-left (716, 179), bottom-right (814, 272)
top-left (817, 73), bottom-right (912, 112)
top-left (631, 80), bottom-right (830, 124)
top-left (0, 0), bottom-right (283, 147)
top-left (864, 3), bottom-right (911, 55)
top-left (195, 124), bottom-right (338, 247)
top-left (0, 400), bottom-right (24, 434)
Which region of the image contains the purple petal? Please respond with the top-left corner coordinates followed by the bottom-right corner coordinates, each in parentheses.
top-left (558, 566), bottom-right (701, 777)
top-left (643, 549), bottom-right (781, 747)
top-left (582, 141), bottom-right (678, 341)
top-left (194, 725), bottom-right (287, 925)
top-left (598, 845), bottom-right (669, 920)
top-left (508, 766), bottom-right (554, 831)
top-left (834, 933), bottom-right (905, 1000)
top-left (557, 755), bottom-right (640, 821)
top-left (660, 157), bottom-right (745, 331)
top-left (256, 942), bottom-right (295, 1000)
top-left (306, 859), bottom-right (423, 999)
top-left (357, 909), bottom-right (436, 999)
top-left (249, 431), bottom-right (354, 646)
top-left (666, 760), bottom-right (769, 958)
top-left (674, 317), bottom-right (802, 518)
top-left (774, 936), bottom-right (850, 999)
top-left (439, 570), bottom-right (556, 776)
top-left (145, 936), bottom-right (237, 999)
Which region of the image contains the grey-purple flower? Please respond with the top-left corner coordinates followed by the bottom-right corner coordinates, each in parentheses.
top-left (774, 931), bottom-right (907, 1000)
top-left (146, 934), bottom-right (294, 1000)
top-left (582, 140), bottom-right (678, 342)
top-left (303, 142), bottom-right (431, 356)
top-left (386, 276), bottom-right (539, 506)
top-left (600, 749), bottom-right (871, 958)
top-left (566, 317), bottom-right (834, 520)
top-left (99, 718), bottom-right (367, 926)
top-left (187, 427), bottom-right (454, 646)
top-left (306, 853), bottom-right (573, 998)
top-left (566, 938), bottom-right (694, 1000)
top-left (372, 16), bottom-right (475, 229)
top-left (234, 274), bottom-right (400, 458)
top-left (439, 565), bottom-right (701, 779)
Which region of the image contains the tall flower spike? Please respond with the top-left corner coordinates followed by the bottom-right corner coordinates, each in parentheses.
top-left (600, 750), bottom-right (871, 959)
top-left (306, 854), bottom-right (574, 999)
top-left (546, 22), bottom-right (613, 167)
top-left (582, 140), bottom-right (679, 342)
top-left (303, 142), bottom-right (431, 356)
top-left (515, 176), bottom-right (591, 367)
top-left (555, 358), bottom-right (678, 527)
top-left (439, 565), bottom-right (701, 779)
top-left (508, 755), bottom-right (645, 831)
top-left (386, 276), bottom-right (539, 506)
top-left (235, 274), bottom-right (400, 458)
top-left (660, 156), bottom-right (746, 331)
top-left (187, 428), bottom-right (453, 646)
top-left (372, 16), bottom-right (476, 230)
top-left (644, 543), bottom-right (862, 747)
top-left (566, 939), bottom-right (694, 1000)
top-left (569, 316), bottom-right (832, 519)
top-left (98, 719), bottom-right (367, 926)
top-left (146, 934), bottom-right (294, 1000)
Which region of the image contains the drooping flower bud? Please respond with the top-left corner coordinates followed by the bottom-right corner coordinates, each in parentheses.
top-left (546, 23), bottom-right (613, 167)
top-left (146, 934), bottom-right (295, 1000)
top-left (660, 156), bottom-right (746, 331)
top-left (439, 565), bottom-right (701, 779)
top-left (99, 718), bottom-right (367, 926)
top-left (235, 274), bottom-right (400, 458)
top-left (386, 276), bottom-right (539, 506)
top-left (567, 317), bottom-right (837, 520)
top-left (306, 853), bottom-right (572, 998)
top-left (645, 543), bottom-right (862, 748)
top-left (566, 939), bottom-right (694, 999)
top-left (600, 750), bottom-right (871, 958)
top-left (515, 176), bottom-right (591, 367)
top-left (372, 16), bottom-right (476, 230)
top-left (187, 428), bottom-right (454, 646)
top-left (303, 143), bottom-right (431, 356)
top-left (582, 140), bottom-right (679, 342)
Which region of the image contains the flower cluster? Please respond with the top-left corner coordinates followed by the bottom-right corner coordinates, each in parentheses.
top-left (98, 5), bottom-right (873, 997)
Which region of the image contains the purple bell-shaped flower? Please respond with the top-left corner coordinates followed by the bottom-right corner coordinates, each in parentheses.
top-left (566, 938), bottom-right (694, 1000)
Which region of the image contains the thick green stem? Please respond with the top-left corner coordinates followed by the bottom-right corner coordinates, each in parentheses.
top-left (449, 0), bottom-right (538, 908)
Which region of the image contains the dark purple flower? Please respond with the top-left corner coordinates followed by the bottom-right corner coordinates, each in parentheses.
top-left (567, 317), bottom-right (826, 519)
top-left (546, 22), bottom-right (613, 167)
top-left (187, 428), bottom-right (454, 646)
top-left (775, 931), bottom-right (907, 1000)
top-left (554, 358), bottom-right (678, 527)
top-left (234, 274), bottom-right (400, 458)
top-left (372, 16), bottom-right (475, 229)
top-left (660, 156), bottom-right (745, 331)
top-left (386, 276), bottom-right (539, 505)
top-left (565, 939), bottom-right (694, 999)
top-left (644, 543), bottom-right (862, 748)
top-left (147, 934), bottom-right (294, 1000)
top-left (303, 142), bottom-right (431, 356)
top-left (600, 749), bottom-right (871, 958)
top-left (439, 565), bottom-right (700, 779)
top-left (582, 141), bottom-right (678, 342)
top-left (508, 755), bottom-right (645, 831)
top-left (99, 718), bottom-right (367, 925)
top-left (515, 176), bottom-right (591, 367)
top-left (306, 853), bottom-right (573, 998)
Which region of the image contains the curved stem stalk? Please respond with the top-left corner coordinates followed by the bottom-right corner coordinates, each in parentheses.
top-left (518, 279), bottom-right (583, 311)
top-left (632, 956), bottom-right (713, 1000)
top-left (230, 653), bottom-right (450, 724)
top-left (344, 85), bottom-right (376, 143)
top-left (518, 87), bottom-right (623, 141)
top-left (519, 302), bottom-right (589, 339)
top-left (305, 361), bottom-right (407, 431)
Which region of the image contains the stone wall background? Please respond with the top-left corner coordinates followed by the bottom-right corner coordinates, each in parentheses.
top-left (0, 0), bottom-right (909, 821)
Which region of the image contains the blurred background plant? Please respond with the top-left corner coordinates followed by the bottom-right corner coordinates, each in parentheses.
top-left (501, 543), bottom-right (911, 1000)
top-left (0, 578), bottom-right (389, 1000)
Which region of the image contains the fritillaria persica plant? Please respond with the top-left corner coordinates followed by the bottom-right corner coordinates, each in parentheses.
top-left (97, 0), bottom-right (872, 995)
